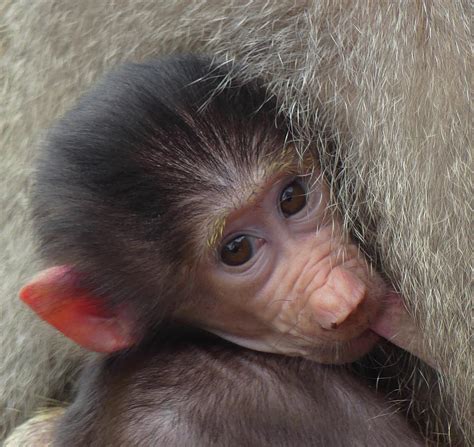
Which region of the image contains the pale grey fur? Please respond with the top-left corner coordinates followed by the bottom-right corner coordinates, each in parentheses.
top-left (0, 1), bottom-right (471, 444)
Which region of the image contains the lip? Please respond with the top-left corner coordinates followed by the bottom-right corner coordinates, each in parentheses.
top-left (353, 328), bottom-right (380, 345)
top-left (322, 329), bottom-right (382, 364)
top-left (346, 329), bottom-right (381, 358)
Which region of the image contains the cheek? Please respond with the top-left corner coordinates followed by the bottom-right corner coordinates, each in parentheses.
top-left (184, 247), bottom-right (275, 332)
top-left (209, 246), bottom-right (274, 308)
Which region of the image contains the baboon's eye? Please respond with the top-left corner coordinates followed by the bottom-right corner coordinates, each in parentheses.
top-left (279, 179), bottom-right (307, 217)
top-left (220, 235), bottom-right (253, 266)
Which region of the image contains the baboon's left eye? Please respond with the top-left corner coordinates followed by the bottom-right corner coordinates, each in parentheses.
top-left (279, 179), bottom-right (307, 217)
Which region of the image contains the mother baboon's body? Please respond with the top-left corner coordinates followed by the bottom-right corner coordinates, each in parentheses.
top-left (1, 1), bottom-right (470, 444)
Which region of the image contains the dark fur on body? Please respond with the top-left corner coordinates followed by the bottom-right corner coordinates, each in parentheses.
top-left (34, 56), bottom-right (288, 337)
top-left (54, 328), bottom-right (422, 447)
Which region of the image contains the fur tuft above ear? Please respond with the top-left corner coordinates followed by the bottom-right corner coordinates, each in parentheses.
top-left (20, 266), bottom-right (135, 353)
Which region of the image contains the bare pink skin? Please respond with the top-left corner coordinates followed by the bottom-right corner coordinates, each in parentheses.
top-left (181, 173), bottom-right (390, 364)
top-left (370, 292), bottom-right (437, 369)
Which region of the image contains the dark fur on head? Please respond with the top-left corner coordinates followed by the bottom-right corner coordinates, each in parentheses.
top-left (33, 55), bottom-right (288, 332)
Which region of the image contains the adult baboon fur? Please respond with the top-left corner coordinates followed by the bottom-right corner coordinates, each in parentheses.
top-left (1, 1), bottom-right (471, 445)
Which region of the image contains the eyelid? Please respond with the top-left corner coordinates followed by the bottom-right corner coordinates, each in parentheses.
top-left (280, 176), bottom-right (307, 196)
top-left (221, 233), bottom-right (248, 247)
top-left (219, 234), bottom-right (264, 253)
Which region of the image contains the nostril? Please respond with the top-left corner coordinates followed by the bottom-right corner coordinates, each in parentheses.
top-left (329, 301), bottom-right (363, 330)
top-left (310, 267), bottom-right (369, 331)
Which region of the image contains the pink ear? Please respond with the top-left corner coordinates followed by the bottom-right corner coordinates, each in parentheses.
top-left (20, 266), bottom-right (135, 353)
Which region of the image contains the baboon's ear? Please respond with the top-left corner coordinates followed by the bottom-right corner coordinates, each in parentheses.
top-left (20, 266), bottom-right (135, 353)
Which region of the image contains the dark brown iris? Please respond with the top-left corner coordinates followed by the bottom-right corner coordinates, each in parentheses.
top-left (280, 180), bottom-right (307, 217)
top-left (220, 235), bottom-right (253, 266)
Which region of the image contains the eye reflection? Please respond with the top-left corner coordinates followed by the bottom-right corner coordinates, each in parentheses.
top-left (220, 235), bottom-right (253, 266)
top-left (279, 179), bottom-right (307, 217)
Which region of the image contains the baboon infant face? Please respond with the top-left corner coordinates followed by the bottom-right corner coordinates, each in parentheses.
top-left (181, 167), bottom-right (384, 364)
top-left (23, 162), bottom-right (385, 365)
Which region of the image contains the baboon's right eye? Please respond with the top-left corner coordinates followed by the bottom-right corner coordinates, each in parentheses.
top-left (220, 235), bottom-right (254, 266)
